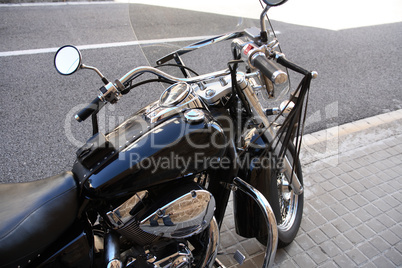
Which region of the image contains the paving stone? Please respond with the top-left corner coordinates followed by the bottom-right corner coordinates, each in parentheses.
top-left (333, 234), bottom-right (354, 251)
top-left (355, 224), bottom-right (376, 240)
top-left (352, 207), bottom-right (372, 222)
top-left (321, 181), bottom-right (336, 192)
top-left (372, 255), bottom-right (395, 267)
top-left (271, 248), bottom-right (289, 265)
top-left (365, 164), bottom-right (381, 175)
top-left (344, 229), bottom-right (365, 245)
top-left (349, 181), bottom-right (366, 193)
top-left (309, 184), bottom-right (326, 196)
top-left (341, 198), bottom-right (360, 211)
top-left (240, 239), bottom-right (264, 257)
top-left (273, 258), bottom-right (297, 268)
top-left (378, 183), bottom-right (398, 196)
top-left (396, 241), bottom-right (402, 254)
top-left (346, 248), bottom-right (368, 265)
top-left (377, 214), bottom-right (396, 228)
top-left (284, 241), bottom-right (304, 257)
top-left (320, 223), bottom-right (340, 239)
top-left (220, 230), bottom-right (238, 249)
top-left (321, 194), bottom-right (338, 207)
top-left (308, 246), bottom-right (329, 264)
top-left (333, 254), bottom-right (355, 268)
top-left (319, 168), bottom-right (336, 180)
top-left (381, 229), bottom-right (401, 246)
top-left (338, 172), bottom-right (355, 184)
top-left (384, 248), bottom-right (402, 266)
top-left (365, 218), bottom-right (385, 234)
top-left (317, 261), bottom-right (339, 268)
top-left (293, 252), bottom-right (317, 268)
top-left (389, 225), bottom-right (402, 239)
top-left (347, 169), bottom-right (365, 181)
top-left (308, 228), bottom-right (328, 245)
top-left (331, 201), bottom-right (350, 216)
top-left (328, 176), bottom-right (345, 188)
top-left (307, 210), bottom-right (327, 226)
top-left (329, 188), bottom-right (348, 202)
top-left (358, 242), bottom-right (380, 259)
top-left (364, 203), bottom-right (383, 217)
top-left (356, 165), bottom-right (379, 178)
top-left (300, 217), bottom-right (316, 233)
top-left (372, 198), bottom-right (393, 212)
top-left (342, 212), bottom-right (362, 227)
top-left (296, 233), bottom-right (316, 251)
top-left (319, 240), bottom-right (342, 258)
top-left (319, 207), bottom-right (338, 221)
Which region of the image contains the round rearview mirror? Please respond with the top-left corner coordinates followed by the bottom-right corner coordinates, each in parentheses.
top-left (54, 45), bottom-right (82, 75)
top-left (262, 0), bottom-right (288, 6)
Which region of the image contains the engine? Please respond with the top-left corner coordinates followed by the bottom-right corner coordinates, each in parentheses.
top-left (103, 181), bottom-right (218, 267)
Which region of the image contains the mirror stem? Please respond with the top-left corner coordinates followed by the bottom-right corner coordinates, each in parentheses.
top-left (260, 5), bottom-right (270, 43)
top-left (81, 64), bottom-right (109, 85)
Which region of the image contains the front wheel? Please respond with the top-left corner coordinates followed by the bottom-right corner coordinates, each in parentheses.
top-left (258, 144), bottom-right (304, 248)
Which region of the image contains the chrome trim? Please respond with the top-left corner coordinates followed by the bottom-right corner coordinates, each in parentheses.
top-left (119, 66), bottom-right (230, 86)
top-left (145, 87), bottom-right (205, 123)
top-left (152, 243), bottom-right (194, 268)
top-left (184, 109), bottom-right (205, 124)
top-left (159, 83), bottom-right (191, 107)
top-left (194, 75), bottom-right (232, 105)
top-left (106, 191), bottom-right (148, 228)
top-left (139, 190), bottom-right (215, 239)
top-left (311, 71), bottom-right (318, 79)
top-left (260, 5), bottom-right (271, 34)
top-left (199, 218), bottom-right (220, 268)
top-left (233, 177), bottom-right (277, 268)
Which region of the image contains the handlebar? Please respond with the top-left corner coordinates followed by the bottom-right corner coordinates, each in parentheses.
top-left (251, 52), bottom-right (288, 85)
top-left (75, 96), bottom-right (105, 122)
top-left (73, 50), bottom-right (315, 122)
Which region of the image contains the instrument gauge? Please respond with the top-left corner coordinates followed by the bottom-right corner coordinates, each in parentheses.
top-left (159, 83), bottom-right (190, 107)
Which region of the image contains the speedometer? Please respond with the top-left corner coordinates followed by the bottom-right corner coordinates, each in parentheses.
top-left (159, 83), bottom-right (190, 107)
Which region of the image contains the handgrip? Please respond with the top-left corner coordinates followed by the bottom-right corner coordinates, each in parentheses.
top-left (75, 96), bottom-right (105, 122)
top-left (251, 53), bottom-right (288, 85)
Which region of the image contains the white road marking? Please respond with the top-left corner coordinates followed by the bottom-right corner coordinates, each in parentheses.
top-left (0, 36), bottom-right (214, 57)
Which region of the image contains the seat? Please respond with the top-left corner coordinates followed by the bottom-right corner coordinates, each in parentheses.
top-left (0, 172), bottom-right (78, 267)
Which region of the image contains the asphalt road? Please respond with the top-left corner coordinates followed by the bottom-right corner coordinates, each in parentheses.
top-left (0, 2), bottom-right (401, 182)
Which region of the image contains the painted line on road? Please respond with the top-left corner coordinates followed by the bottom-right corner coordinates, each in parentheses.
top-left (0, 36), bottom-right (214, 57)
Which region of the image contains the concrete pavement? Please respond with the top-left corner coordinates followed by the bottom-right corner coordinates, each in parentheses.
top-left (218, 109), bottom-right (402, 267)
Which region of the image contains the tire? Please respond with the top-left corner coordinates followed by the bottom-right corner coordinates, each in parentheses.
top-left (257, 143), bottom-right (303, 248)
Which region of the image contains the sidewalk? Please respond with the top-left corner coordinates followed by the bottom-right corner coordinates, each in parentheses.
top-left (218, 109), bottom-right (402, 267)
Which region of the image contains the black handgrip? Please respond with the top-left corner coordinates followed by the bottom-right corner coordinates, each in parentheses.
top-left (276, 55), bottom-right (309, 76)
top-left (75, 96), bottom-right (105, 122)
top-left (252, 53), bottom-right (288, 85)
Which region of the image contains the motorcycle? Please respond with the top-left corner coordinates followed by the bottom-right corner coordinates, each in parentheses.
top-left (0, 0), bottom-right (317, 267)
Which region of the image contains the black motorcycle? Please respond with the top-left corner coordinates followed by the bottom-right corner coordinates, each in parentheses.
top-left (0, 0), bottom-right (316, 267)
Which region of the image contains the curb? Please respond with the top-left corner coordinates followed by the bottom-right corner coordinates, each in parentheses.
top-left (301, 109), bottom-right (402, 166)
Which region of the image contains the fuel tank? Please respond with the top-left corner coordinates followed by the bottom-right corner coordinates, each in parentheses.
top-left (72, 103), bottom-right (227, 199)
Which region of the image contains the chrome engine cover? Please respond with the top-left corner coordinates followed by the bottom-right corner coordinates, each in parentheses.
top-left (140, 189), bottom-right (215, 238)
top-left (106, 183), bottom-right (215, 243)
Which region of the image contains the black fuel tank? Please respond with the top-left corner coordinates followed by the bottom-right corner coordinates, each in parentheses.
top-left (73, 109), bottom-right (227, 199)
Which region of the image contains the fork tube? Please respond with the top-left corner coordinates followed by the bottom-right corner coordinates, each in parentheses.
top-left (236, 72), bottom-right (303, 195)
